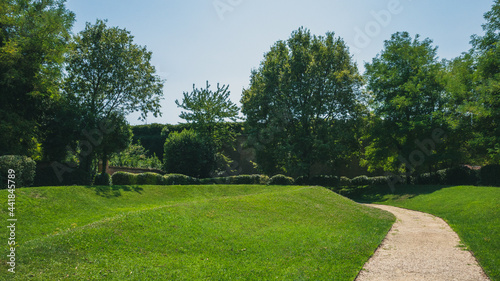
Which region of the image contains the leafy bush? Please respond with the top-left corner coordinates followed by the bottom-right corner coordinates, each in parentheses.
top-left (443, 166), bottom-right (477, 185)
top-left (415, 171), bottom-right (447, 185)
top-left (164, 174), bottom-right (199, 185)
top-left (200, 175), bottom-right (269, 185)
top-left (480, 164), bottom-right (500, 186)
top-left (229, 174), bottom-right (269, 185)
top-left (94, 173), bottom-right (111, 186)
top-left (370, 176), bottom-right (390, 185)
top-left (0, 155), bottom-right (36, 188)
top-left (269, 174), bottom-right (295, 185)
top-left (111, 172), bottom-right (137, 185)
top-left (136, 172), bottom-right (164, 185)
top-left (340, 176), bottom-right (351, 187)
top-left (295, 175), bottom-right (339, 187)
top-left (163, 129), bottom-right (216, 178)
top-left (351, 175), bottom-right (371, 186)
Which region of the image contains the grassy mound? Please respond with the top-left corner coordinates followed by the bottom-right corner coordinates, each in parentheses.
top-left (0, 185), bottom-right (393, 280)
top-left (348, 184), bottom-right (500, 281)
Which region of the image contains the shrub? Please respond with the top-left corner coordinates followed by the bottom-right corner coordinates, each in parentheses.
top-left (0, 155), bottom-right (36, 188)
top-left (295, 175), bottom-right (339, 188)
top-left (443, 166), bottom-right (477, 185)
top-left (229, 174), bottom-right (269, 185)
top-left (269, 174), bottom-right (294, 185)
top-left (93, 173), bottom-right (111, 186)
top-left (164, 174), bottom-right (199, 185)
top-left (136, 172), bottom-right (164, 185)
top-left (111, 172), bottom-right (137, 185)
top-left (163, 129), bottom-right (216, 178)
top-left (479, 164), bottom-right (500, 186)
top-left (351, 175), bottom-right (371, 186)
top-left (340, 176), bottom-right (351, 187)
top-left (370, 176), bottom-right (390, 185)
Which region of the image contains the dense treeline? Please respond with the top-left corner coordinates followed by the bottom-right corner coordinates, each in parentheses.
top-left (1, 0), bottom-right (499, 185)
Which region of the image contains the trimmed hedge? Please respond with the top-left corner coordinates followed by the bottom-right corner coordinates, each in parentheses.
top-left (295, 175), bottom-right (340, 188)
top-left (136, 172), bottom-right (165, 185)
top-left (0, 155), bottom-right (36, 188)
top-left (443, 166), bottom-right (477, 186)
top-left (340, 176), bottom-right (351, 187)
top-left (164, 174), bottom-right (199, 185)
top-left (351, 175), bottom-right (371, 186)
top-left (111, 172), bottom-right (138, 185)
top-left (94, 173), bottom-right (112, 186)
top-left (269, 174), bottom-right (295, 185)
top-left (480, 164), bottom-right (500, 186)
top-left (200, 175), bottom-right (270, 185)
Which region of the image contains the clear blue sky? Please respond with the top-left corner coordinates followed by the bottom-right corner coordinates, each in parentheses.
top-left (65, 0), bottom-right (494, 125)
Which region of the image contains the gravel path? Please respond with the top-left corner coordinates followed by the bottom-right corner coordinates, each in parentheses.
top-left (355, 204), bottom-right (490, 281)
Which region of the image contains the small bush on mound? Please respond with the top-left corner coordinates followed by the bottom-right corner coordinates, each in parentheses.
top-left (136, 172), bottom-right (164, 185)
top-left (269, 174), bottom-right (294, 185)
top-left (164, 174), bottom-right (199, 185)
top-left (93, 173), bottom-right (111, 186)
top-left (0, 155), bottom-right (36, 188)
top-left (370, 176), bottom-right (390, 185)
top-left (480, 164), bottom-right (500, 186)
top-left (111, 172), bottom-right (137, 185)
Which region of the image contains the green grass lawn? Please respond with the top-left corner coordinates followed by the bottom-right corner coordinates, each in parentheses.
top-left (0, 185), bottom-right (394, 280)
top-left (348, 184), bottom-right (500, 281)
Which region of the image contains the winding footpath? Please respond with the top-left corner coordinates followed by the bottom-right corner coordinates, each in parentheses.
top-left (356, 204), bottom-right (490, 281)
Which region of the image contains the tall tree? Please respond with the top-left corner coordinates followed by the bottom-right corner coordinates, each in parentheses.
top-left (470, 0), bottom-right (500, 164)
top-left (241, 27), bottom-right (363, 176)
top-left (64, 19), bottom-right (164, 174)
top-left (0, 0), bottom-right (74, 156)
top-left (363, 32), bottom-right (446, 176)
top-left (175, 81), bottom-right (239, 150)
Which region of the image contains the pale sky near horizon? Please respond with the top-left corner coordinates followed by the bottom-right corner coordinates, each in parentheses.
top-left (65, 0), bottom-right (495, 125)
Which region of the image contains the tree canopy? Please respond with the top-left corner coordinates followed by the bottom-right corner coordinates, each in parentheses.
top-left (241, 27), bottom-right (363, 176)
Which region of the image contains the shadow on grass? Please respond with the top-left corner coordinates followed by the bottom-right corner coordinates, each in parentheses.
top-left (85, 185), bottom-right (144, 198)
top-left (346, 184), bottom-right (452, 204)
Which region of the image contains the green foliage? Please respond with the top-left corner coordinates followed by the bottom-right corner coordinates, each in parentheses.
top-left (163, 129), bottom-right (216, 178)
top-left (0, 0), bottom-right (74, 157)
top-left (136, 172), bottom-right (165, 185)
top-left (241, 27), bottom-right (363, 176)
top-left (111, 172), bottom-right (137, 185)
top-left (109, 141), bottom-right (162, 170)
top-left (363, 32), bottom-right (447, 174)
top-left (415, 171), bottom-right (445, 185)
top-left (295, 175), bottom-right (340, 188)
top-left (340, 176), bottom-right (352, 187)
top-left (443, 166), bottom-right (478, 186)
top-left (351, 175), bottom-right (371, 186)
top-left (269, 174), bottom-right (295, 185)
top-left (93, 173), bottom-right (111, 186)
top-left (479, 164), bottom-right (500, 186)
top-left (0, 155), bottom-right (36, 188)
top-left (176, 81), bottom-right (239, 150)
top-left (200, 175), bottom-right (269, 185)
top-left (64, 19), bottom-right (164, 175)
top-left (164, 174), bottom-right (199, 185)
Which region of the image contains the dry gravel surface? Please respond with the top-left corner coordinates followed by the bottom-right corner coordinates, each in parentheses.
top-left (355, 204), bottom-right (490, 281)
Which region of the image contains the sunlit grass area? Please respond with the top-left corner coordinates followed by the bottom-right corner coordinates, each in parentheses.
top-left (0, 185), bottom-right (393, 280)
